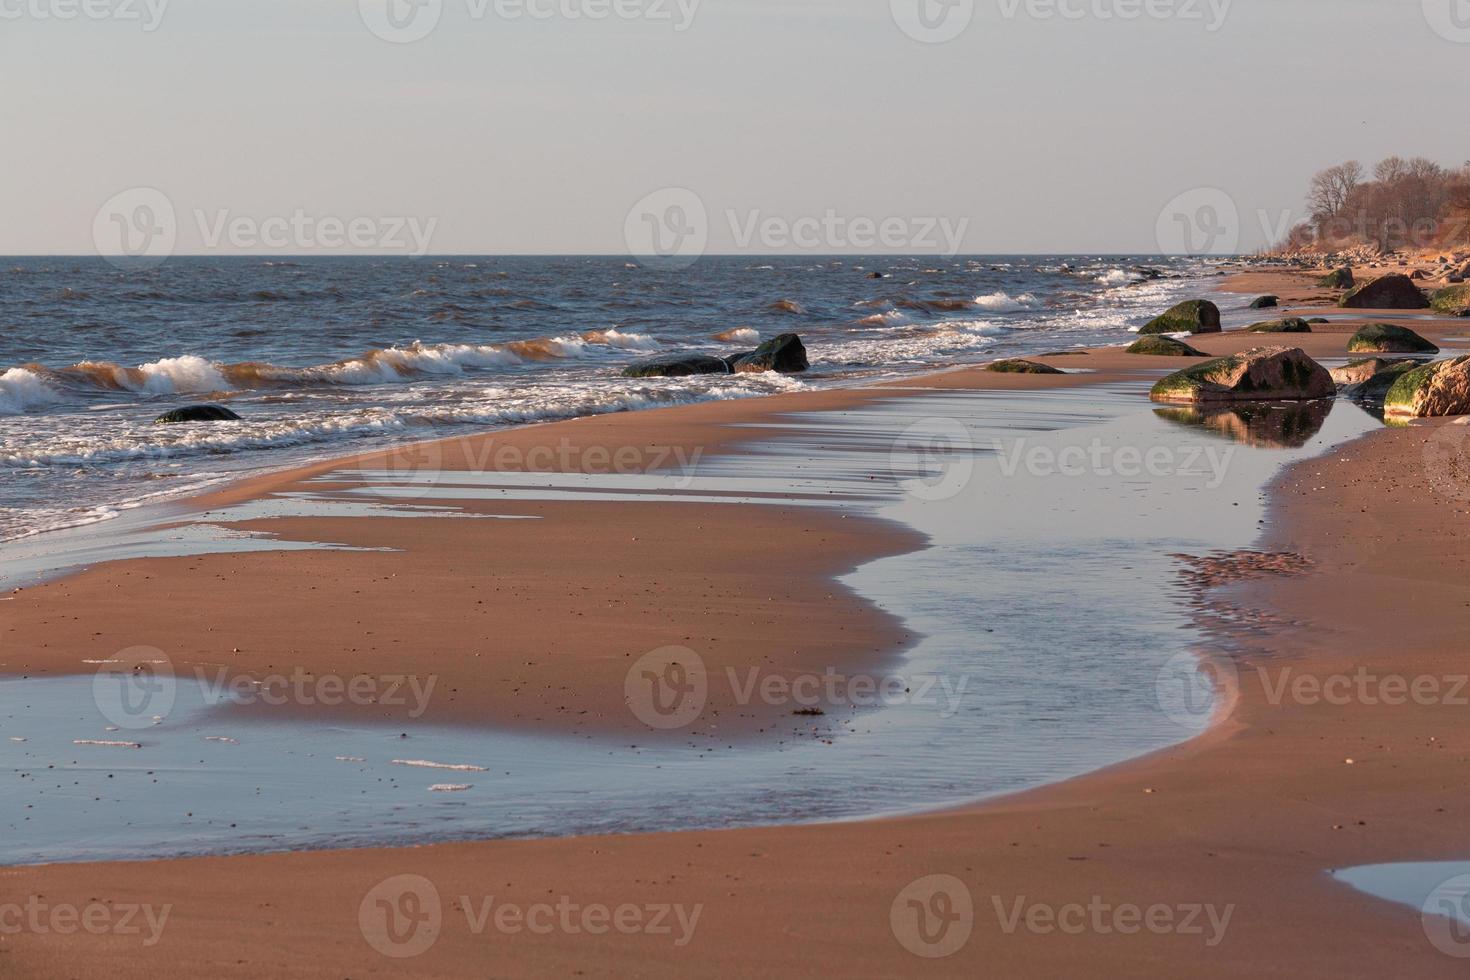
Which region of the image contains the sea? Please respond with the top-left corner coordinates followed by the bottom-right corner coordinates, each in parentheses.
top-left (0, 254), bottom-right (1219, 542)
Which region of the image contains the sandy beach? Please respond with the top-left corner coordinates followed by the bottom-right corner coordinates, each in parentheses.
top-left (5, 264), bottom-right (1470, 976)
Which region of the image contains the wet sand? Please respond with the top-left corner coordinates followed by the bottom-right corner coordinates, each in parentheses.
top-left (7, 300), bottom-right (1470, 976)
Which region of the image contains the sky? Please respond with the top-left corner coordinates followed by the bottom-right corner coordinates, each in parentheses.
top-left (2, 0), bottom-right (1467, 256)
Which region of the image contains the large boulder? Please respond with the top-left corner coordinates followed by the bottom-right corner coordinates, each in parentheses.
top-left (1150, 346), bottom-right (1334, 404)
top-left (1249, 295), bottom-right (1279, 309)
top-left (1346, 323), bottom-right (1439, 354)
top-left (1430, 284), bottom-right (1470, 316)
top-left (1384, 356), bottom-right (1470, 418)
top-left (1126, 336), bottom-right (1206, 357)
top-left (985, 359), bottom-right (1064, 375)
top-left (726, 333), bottom-right (809, 374)
top-left (155, 405), bottom-right (242, 424)
top-left (1339, 274), bottom-right (1430, 310)
top-left (1318, 268), bottom-right (1354, 289)
top-left (1138, 300), bottom-right (1222, 335)
top-left (1245, 317), bottom-right (1312, 334)
top-left (622, 353), bottom-right (731, 379)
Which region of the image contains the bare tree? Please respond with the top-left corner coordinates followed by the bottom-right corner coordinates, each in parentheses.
top-left (1308, 161), bottom-right (1363, 224)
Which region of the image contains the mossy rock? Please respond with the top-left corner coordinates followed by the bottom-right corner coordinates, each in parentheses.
top-left (1331, 358), bottom-right (1421, 397)
top-left (1384, 355), bottom-right (1470, 418)
top-left (1308, 317), bottom-right (1329, 324)
top-left (1339, 274), bottom-right (1430, 310)
top-left (1318, 268), bottom-right (1354, 289)
top-left (1138, 299), bottom-right (1222, 335)
top-left (1245, 317), bottom-right (1312, 334)
top-left (1431, 284), bottom-right (1470, 316)
top-left (1346, 323), bottom-right (1439, 354)
top-left (1126, 336), bottom-right (1206, 357)
top-left (1249, 295), bottom-right (1279, 309)
top-left (155, 405), bottom-right (242, 424)
top-left (1150, 346), bottom-right (1334, 404)
top-left (985, 359), bottom-right (1065, 375)
top-left (725, 333), bottom-right (809, 374)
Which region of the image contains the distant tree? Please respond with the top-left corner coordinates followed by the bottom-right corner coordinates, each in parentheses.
top-left (1308, 161), bottom-right (1363, 225)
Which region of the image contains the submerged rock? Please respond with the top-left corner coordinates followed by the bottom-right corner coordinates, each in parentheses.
top-left (1249, 295), bottom-right (1279, 309)
top-left (1318, 268), bottom-right (1354, 289)
top-left (1125, 336), bottom-right (1206, 357)
top-left (1431, 284), bottom-right (1470, 316)
top-left (1346, 323), bottom-right (1439, 354)
top-left (1138, 299), bottom-right (1222, 335)
top-left (154, 405), bottom-right (242, 424)
top-left (1384, 355), bottom-right (1470, 418)
top-left (985, 359), bottom-right (1064, 375)
top-left (622, 353), bottom-right (731, 378)
top-left (1339, 274), bottom-right (1430, 310)
top-left (727, 333), bottom-right (809, 374)
top-left (1245, 317), bottom-right (1313, 334)
top-left (1149, 347), bottom-right (1334, 404)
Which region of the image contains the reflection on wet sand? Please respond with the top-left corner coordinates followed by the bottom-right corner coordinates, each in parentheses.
top-left (1155, 399), bottom-right (1336, 449)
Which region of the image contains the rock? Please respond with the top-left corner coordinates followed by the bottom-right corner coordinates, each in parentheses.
top-left (867, 271), bottom-right (887, 279)
top-left (154, 405), bottom-right (242, 424)
top-left (1126, 336), bottom-right (1206, 357)
top-left (1308, 317), bottom-right (1330, 324)
top-left (1245, 317), bottom-right (1313, 334)
top-left (985, 359), bottom-right (1065, 375)
top-left (1318, 268), bottom-right (1355, 289)
top-left (1385, 355), bottom-right (1470, 418)
top-left (1149, 347), bottom-right (1334, 404)
top-left (726, 333), bottom-right (809, 374)
top-left (1331, 358), bottom-right (1421, 398)
top-left (1138, 300), bottom-right (1222, 335)
top-left (1346, 323), bottom-right (1439, 354)
top-left (1249, 295), bottom-right (1279, 309)
top-left (1430, 284), bottom-right (1470, 316)
top-left (1408, 269), bottom-right (1427, 280)
top-left (622, 353), bottom-right (731, 379)
top-left (1339, 274), bottom-right (1431, 310)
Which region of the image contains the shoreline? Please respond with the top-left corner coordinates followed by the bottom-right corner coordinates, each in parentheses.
top-left (9, 265), bottom-right (1470, 974)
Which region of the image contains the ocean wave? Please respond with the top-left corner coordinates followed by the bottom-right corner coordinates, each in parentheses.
top-left (2, 332), bottom-right (663, 408)
top-left (713, 328), bottom-right (760, 344)
top-left (972, 291), bottom-right (1039, 312)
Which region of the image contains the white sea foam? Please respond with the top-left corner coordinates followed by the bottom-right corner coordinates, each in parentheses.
top-left (392, 759), bottom-right (488, 772)
top-left (973, 291), bottom-right (1039, 312)
top-left (0, 368), bottom-right (63, 415)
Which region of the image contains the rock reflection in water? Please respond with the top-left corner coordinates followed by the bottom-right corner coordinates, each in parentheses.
top-left (1154, 400), bottom-right (1335, 449)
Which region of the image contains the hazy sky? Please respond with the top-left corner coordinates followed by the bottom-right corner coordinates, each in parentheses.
top-left (2, 0), bottom-right (1466, 255)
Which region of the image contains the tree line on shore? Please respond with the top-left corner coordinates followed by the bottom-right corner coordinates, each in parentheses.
top-left (1283, 156), bottom-right (1470, 252)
